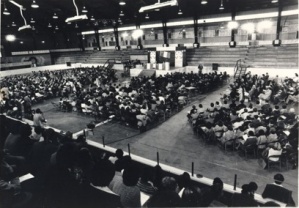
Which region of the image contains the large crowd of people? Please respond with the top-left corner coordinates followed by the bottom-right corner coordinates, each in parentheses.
top-left (1, 66), bottom-right (298, 207)
top-left (0, 67), bottom-right (228, 131)
top-left (188, 72), bottom-right (298, 170)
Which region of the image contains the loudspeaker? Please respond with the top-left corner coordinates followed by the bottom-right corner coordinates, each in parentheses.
top-left (212, 63), bottom-right (219, 70)
top-left (66, 62), bottom-right (71, 67)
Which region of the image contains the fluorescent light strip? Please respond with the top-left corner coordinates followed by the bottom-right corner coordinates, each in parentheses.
top-left (167, 20), bottom-right (193, 27)
top-left (140, 23), bottom-right (163, 29)
top-left (82, 31), bottom-right (95, 35)
top-left (281, 9), bottom-right (298, 16)
top-left (118, 26), bottom-right (136, 31)
top-left (198, 16), bottom-right (231, 23)
top-left (235, 12), bottom-right (278, 20)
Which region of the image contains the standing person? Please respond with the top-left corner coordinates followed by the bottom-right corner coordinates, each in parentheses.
top-left (33, 109), bottom-right (46, 127)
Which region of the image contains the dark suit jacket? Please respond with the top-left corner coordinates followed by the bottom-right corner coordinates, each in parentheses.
top-left (231, 193), bottom-right (258, 207)
top-left (262, 184), bottom-right (295, 206)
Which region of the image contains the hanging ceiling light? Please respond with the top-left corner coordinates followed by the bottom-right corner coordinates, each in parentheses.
top-left (55, 25), bottom-right (59, 30)
top-left (20, 41), bottom-right (24, 44)
top-left (178, 8), bottom-right (183, 15)
top-left (120, 10), bottom-right (124, 16)
top-left (3, 6), bottom-right (10, 15)
top-left (90, 16), bottom-right (95, 21)
top-left (201, 0), bottom-right (208, 4)
top-left (67, 21), bottom-right (71, 24)
top-left (48, 23), bottom-right (52, 28)
top-left (118, 17), bottom-right (122, 22)
top-left (155, 8), bottom-right (160, 11)
top-left (30, 18), bottom-right (35, 23)
top-left (32, 26), bottom-right (36, 30)
top-left (145, 13), bottom-right (149, 19)
top-left (12, 22), bottom-right (17, 27)
top-left (82, 6), bottom-right (88, 13)
top-left (219, 0), bottom-right (224, 10)
top-left (31, 0), bottom-right (39, 8)
top-left (53, 13), bottom-right (58, 19)
top-left (119, 0), bottom-right (126, 5)
top-left (271, 0), bottom-right (278, 3)
top-left (75, 24), bottom-right (79, 28)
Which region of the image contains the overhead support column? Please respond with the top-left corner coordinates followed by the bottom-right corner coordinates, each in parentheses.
top-left (273, 0), bottom-right (282, 46)
top-left (193, 17), bottom-right (199, 48)
top-left (136, 22), bottom-right (143, 49)
top-left (94, 30), bottom-right (101, 50)
top-left (162, 20), bottom-right (169, 47)
top-left (229, 4), bottom-right (237, 48)
top-left (78, 33), bottom-right (85, 51)
top-left (114, 25), bottom-right (121, 50)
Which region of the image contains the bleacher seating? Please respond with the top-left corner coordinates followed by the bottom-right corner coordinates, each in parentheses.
top-left (52, 51), bottom-right (94, 64)
top-left (86, 50), bottom-right (130, 64)
top-left (186, 46), bottom-right (248, 67)
top-left (245, 44), bottom-right (298, 68)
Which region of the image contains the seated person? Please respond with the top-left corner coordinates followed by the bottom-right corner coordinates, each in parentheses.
top-left (262, 173), bottom-right (295, 206)
top-left (231, 184), bottom-right (258, 207)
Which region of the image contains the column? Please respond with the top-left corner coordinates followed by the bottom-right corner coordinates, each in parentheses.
top-left (114, 25), bottom-right (120, 50)
top-left (78, 33), bottom-right (85, 51)
top-left (162, 20), bottom-right (168, 47)
top-left (229, 1), bottom-right (236, 48)
top-left (273, 0), bottom-right (282, 46)
top-left (193, 17), bottom-right (199, 48)
top-left (94, 30), bottom-right (101, 50)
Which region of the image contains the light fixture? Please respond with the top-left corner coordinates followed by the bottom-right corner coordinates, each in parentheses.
top-left (30, 18), bottom-right (35, 23)
top-left (90, 16), bottom-right (95, 21)
top-left (82, 6), bottom-right (88, 13)
top-left (219, 0), bottom-right (224, 10)
top-left (32, 26), bottom-right (36, 30)
top-left (31, 0), bottom-right (39, 8)
top-left (155, 8), bottom-right (160, 11)
top-left (75, 24), bottom-right (79, 28)
top-left (41, 40), bottom-right (45, 44)
top-left (241, 22), bottom-right (255, 33)
top-left (178, 8), bottom-right (183, 15)
top-left (48, 23), bottom-right (52, 28)
top-left (227, 21), bottom-right (239, 29)
top-left (271, 0), bottom-right (278, 3)
top-left (12, 22), bottom-right (17, 27)
top-left (257, 20), bottom-right (272, 32)
top-left (132, 29), bottom-right (144, 39)
top-left (119, 0), bottom-right (126, 5)
top-left (20, 41), bottom-right (24, 44)
top-left (8, 0), bottom-right (32, 31)
top-left (3, 7), bottom-right (10, 15)
top-left (67, 21), bottom-right (71, 24)
top-left (120, 10), bottom-right (124, 16)
top-left (122, 32), bottom-right (128, 38)
top-left (201, 0), bottom-right (208, 5)
top-left (118, 17), bottom-right (122, 22)
top-left (55, 25), bottom-right (59, 30)
top-left (145, 13), bottom-right (149, 19)
top-left (6, 34), bottom-right (16, 42)
top-left (53, 13), bottom-right (58, 19)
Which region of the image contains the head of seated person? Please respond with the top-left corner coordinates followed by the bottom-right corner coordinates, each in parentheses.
top-left (182, 186), bottom-right (202, 207)
top-left (123, 162), bottom-right (140, 187)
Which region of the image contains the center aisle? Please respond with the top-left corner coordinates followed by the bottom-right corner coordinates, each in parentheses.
top-left (108, 84), bottom-right (298, 203)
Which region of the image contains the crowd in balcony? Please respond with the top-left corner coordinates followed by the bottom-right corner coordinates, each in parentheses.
top-left (0, 114), bottom-right (295, 207)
